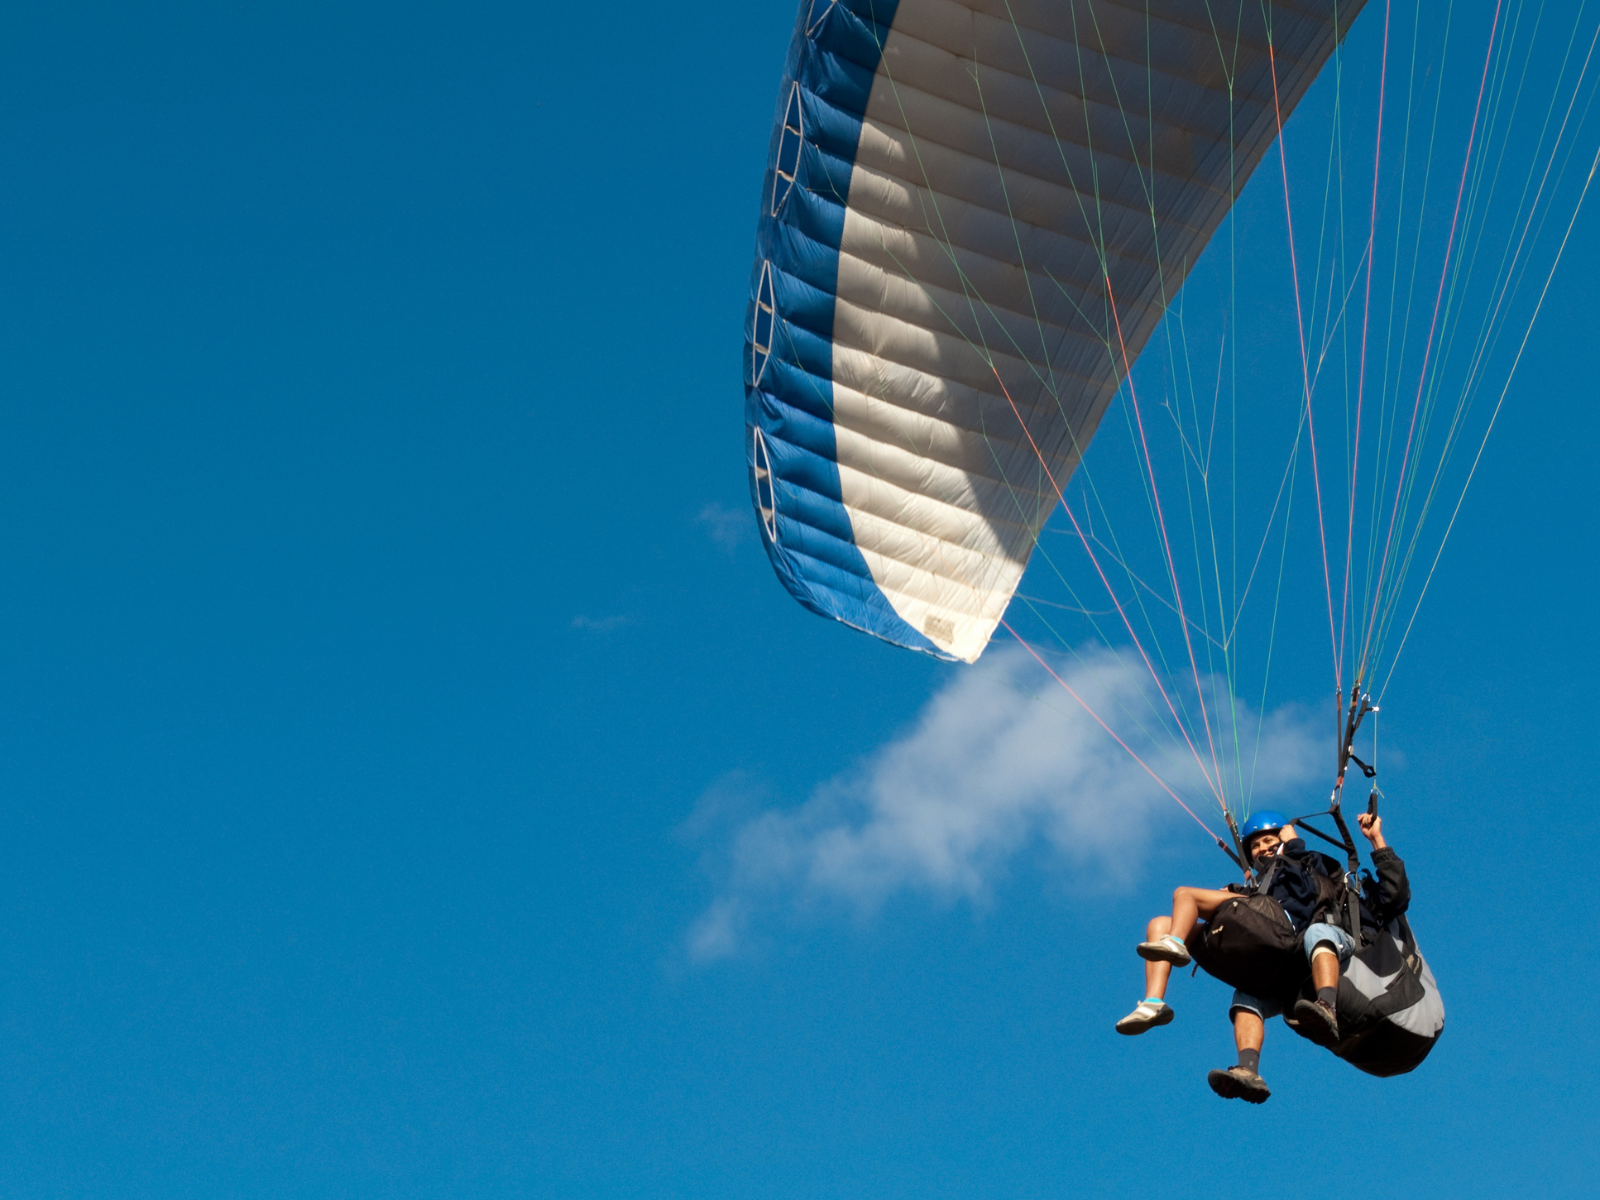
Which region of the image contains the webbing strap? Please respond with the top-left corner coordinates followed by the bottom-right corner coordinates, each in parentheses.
top-left (1252, 856), bottom-right (1282, 898)
top-left (1343, 877), bottom-right (1364, 943)
top-left (1291, 819), bottom-right (1347, 851)
top-left (1328, 803), bottom-right (1362, 875)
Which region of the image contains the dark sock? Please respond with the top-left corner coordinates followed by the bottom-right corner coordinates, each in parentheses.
top-left (1317, 986), bottom-right (1337, 1009)
top-left (1237, 1047), bottom-right (1260, 1074)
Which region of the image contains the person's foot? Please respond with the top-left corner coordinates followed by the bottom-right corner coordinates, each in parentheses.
top-left (1115, 999), bottom-right (1175, 1035)
top-left (1293, 998), bottom-right (1341, 1045)
top-left (1208, 1067), bottom-right (1271, 1103)
top-left (1135, 934), bottom-right (1191, 966)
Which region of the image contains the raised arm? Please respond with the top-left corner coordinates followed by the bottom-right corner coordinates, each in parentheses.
top-left (1358, 813), bottom-right (1410, 918)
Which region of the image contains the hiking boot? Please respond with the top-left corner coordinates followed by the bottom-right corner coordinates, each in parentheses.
top-left (1293, 998), bottom-right (1341, 1046)
top-left (1135, 934), bottom-right (1191, 966)
top-left (1208, 1067), bottom-right (1271, 1104)
top-left (1115, 1000), bottom-right (1175, 1035)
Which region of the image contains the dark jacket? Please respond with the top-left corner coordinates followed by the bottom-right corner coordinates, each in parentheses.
top-left (1357, 847), bottom-right (1411, 937)
top-left (1254, 838), bottom-right (1342, 932)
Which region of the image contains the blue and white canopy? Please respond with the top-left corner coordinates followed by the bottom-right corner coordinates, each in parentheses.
top-left (744, 0), bottom-right (1364, 661)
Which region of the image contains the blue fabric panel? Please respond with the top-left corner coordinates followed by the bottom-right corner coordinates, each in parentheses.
top-left (769, 198), bottom-right (850, 288)
top-left (744, 0), bottom-right (946, 658)
top-left (766, 265), bottom-right (836, 350)
top-left (818, 1), bottom-right (897, 74)
top-left (800, 84), bottom-right (879, 159)
top-left (765, 263), bottom-right (835, 341)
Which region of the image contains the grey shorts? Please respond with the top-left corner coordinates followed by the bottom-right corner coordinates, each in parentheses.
top-left (1229, 989), bottom-right (1285, 1020)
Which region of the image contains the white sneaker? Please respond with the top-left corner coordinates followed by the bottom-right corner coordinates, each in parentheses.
top-left (1115, 999), bottom-right (1175, 1035)
top-left (1136, 934), bottom-right (1192, 966)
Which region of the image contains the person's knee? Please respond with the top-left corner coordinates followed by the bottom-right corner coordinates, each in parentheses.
top-left (1303, 923), bottom-right (1350, 962)
top-left (1147, 915), bottom-right (1172, 938)
top-left (1229, 990), bottom-right (1270, 1024)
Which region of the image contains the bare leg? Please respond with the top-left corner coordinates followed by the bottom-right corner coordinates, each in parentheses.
top-left (1310, 947), bottom-right (1340, 991)
top-left (1122, 887), bottom-right (1236, 1034)
top-left (1167, 886), bottom-right (1236, 941)
top-left (1143, 916), bottom-right (1173, 999)
top-left (1117, 915), bottom-right (1184, 1033)
top-left (1232, 1008), bottom-right (1264, 1054)
top-left (1207, 1008), bottom-right (1271, 1101)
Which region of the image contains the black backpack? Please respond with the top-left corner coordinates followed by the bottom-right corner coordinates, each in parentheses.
top-left (1184, 893), bottom-right (1308, 999)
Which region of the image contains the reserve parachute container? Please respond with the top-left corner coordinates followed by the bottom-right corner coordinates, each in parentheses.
top-left (743, 0), bottom-right (1365, 661)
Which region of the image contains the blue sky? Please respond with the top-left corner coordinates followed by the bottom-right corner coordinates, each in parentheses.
top-left (1, 2), bottom-right (1596, 1197)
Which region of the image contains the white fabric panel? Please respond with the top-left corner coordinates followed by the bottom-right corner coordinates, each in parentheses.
top-left (830, 0), bottom-right (1360, 660)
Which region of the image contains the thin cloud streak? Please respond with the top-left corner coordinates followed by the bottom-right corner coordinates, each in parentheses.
top-left (686, 645), bottom-right (1322, 962)
top-left (696, 501), bottom-right (752, 551)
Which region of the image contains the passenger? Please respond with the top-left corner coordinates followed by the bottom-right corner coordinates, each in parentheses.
top-left (1113, 813), bottom-right (1309, 1035)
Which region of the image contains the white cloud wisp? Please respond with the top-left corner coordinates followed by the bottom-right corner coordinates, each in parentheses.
top-left (686, 644), bottom-right (1322, 962)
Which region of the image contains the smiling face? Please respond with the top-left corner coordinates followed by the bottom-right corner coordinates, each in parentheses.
top-left (1246, 828), bottom-right (1284, 859)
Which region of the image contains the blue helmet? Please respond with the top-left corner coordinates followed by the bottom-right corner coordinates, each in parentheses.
top-left (1239, 811), bottom-right (1290, 848)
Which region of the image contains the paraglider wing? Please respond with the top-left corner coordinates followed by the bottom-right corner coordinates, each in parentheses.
top-left (744, 0), bottom-right (1366, 661)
